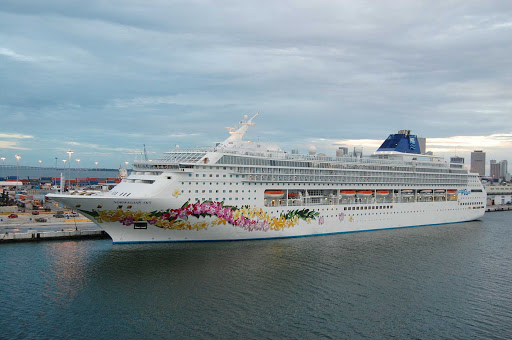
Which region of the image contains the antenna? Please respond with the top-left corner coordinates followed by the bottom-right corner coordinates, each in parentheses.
top-left (143, 144), bottom-right (148, 161)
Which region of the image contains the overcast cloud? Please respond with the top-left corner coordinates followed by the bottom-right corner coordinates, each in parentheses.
top-left (0, 0), bottom-right (511, 173)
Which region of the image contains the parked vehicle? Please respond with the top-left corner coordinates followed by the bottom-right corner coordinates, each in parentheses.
top-left (32, 210), bottom-right (40, 215)
top-left (53, 214), bottom-right (65, 218)
top-left (66, 213), bottom-right (80, 217)
top-left (8, 213), bottom-right (18, 218)
top-left (35, 217), bottom-right (47, 222)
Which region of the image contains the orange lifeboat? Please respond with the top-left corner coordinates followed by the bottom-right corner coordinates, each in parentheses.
top-left (264, 190), bottom-right (284, 198)
top-left (340, 190), bottom-right (356, 196)
top-left (287, 192), bottom-right (299, 198)
top-left (356, 190), bottom-right (373, 197)
top-left (376, 190), bottom-right (390, 195)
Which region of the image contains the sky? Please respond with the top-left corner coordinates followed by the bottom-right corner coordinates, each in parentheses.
top-left (1, 0), bottom-right (511, 175)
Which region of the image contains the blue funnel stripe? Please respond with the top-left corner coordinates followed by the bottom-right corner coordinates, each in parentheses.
top-left (377, 133), bottom-right (421, 154)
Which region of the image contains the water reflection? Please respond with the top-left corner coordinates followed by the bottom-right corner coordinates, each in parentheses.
top-left (42, 242), bottom-right (91, 306)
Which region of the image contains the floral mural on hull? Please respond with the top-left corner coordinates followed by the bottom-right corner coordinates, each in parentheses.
top-left (80, 201), bottom-right (320, 232)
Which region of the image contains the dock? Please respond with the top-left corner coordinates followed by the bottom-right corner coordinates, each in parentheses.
top-left (486, 204), bottom-right (512, 212)
top-left (1, 229), bottom-right (109, 242)
top-left (0, 211), bottom-right (110, 243)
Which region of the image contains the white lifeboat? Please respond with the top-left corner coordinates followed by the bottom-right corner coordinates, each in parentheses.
top-left (401, 190), bottom-right (414, 197)
top-left (434, 189), bottom-right (445, 196)
top-left (419, 190), bottom-right (433, 197)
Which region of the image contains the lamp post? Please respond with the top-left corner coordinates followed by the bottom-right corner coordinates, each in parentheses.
top-left (1, 157), bottom-right (5, 178)
top-left (95, 161), bottom-right (99, 172)
top-left (38, 160), bottom-right (42, 179)
top-left (67, 150), bottom-right (73, 189)
top-left (62, 160), bottom-right (66, 189)
top-left (76, 159), bottom-right (80, 188)
top-left (15, 154), bottom-right (21, 187)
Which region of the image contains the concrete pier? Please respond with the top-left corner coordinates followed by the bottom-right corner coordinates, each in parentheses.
top-left (486, 204), bottom-right (512, 212)
top-left (0, 211), bottom-right (110, 243)
top-left (1, 229), bottom-right (109, 242)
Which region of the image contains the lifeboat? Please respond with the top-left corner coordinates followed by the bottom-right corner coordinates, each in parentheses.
top-left (434, 189), bottom-right (445, 196)
top-left (356, 190), bottom-right (373, 197)
top-left (401, 190), bottom-right (414, 196)
top-left (447, 190), bottom-right (457, 194)
top-left (376, 190), bottom-right (390, 195)
top-left (287, 192), bottom-right (299, 198)
top-left (264, 190), bottom-right (284, 198)
top-left (419, 190), bottom-right (433, 197)
top-left (340, 190), bottom-right (356, 196)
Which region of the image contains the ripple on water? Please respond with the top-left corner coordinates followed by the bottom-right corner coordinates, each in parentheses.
top-left (1, 213), bottom-right (512, 339)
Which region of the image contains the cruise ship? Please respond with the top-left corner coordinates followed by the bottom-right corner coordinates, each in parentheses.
top-left (47, 114), bottom-right (486, 243)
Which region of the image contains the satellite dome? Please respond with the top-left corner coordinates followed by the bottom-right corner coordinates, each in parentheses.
top-left (308, 146), bottom-right (317, 155)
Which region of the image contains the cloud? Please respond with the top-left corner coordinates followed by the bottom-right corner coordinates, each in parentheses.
top-left (0, 133), bottom-right (34, 139)
top-left (0, 47), bottom-right (59, 63)
top-left (64, 141), bottom-right (140, 154)
top-left (0, 141), bottom-right (31, 150)
top-left (0, 1), bottom-right (511, 167)
top-left (0, 47), bottom-right (36, 62)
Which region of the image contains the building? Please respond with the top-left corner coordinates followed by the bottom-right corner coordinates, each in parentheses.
top-left (417, 137), bottom-right (426, 154)
top-left (490, 160), bottom-right (501, 179)
top-left (336, 147), bottom-right (348, 158)
top-left (470, 150), bottom-right (486, 176)
top-left (485, 184), bottom-right (512, 206)
top-left (500, 160), bottom-right (508, 179)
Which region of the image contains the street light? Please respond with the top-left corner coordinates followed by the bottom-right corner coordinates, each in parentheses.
top-left (67, 150), bottom-right (73, 188)
top-left (62, 160), bottom-right (67, 190)
top-left (95, 161), bottom-right (99, 172)
top-left (15, 154), bottom-right (21, 187)
top-left (38, 160), bottom-right (42, 179)
top-left (76, 159), bottom-right (80, 188)
top-left (1, 157), bottom-right (5, 178)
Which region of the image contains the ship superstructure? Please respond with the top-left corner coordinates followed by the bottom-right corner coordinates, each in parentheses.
top-left (47, 115), bottom-right (486, 243)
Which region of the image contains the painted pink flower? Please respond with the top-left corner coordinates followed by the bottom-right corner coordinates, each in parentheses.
top-left (122, 217), bottom-right (134, 226)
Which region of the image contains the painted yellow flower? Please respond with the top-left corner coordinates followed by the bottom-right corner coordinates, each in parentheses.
top-left (172, 189), bottom-right (181, 198)
top-left (212, 218), bottom-right (227, 226)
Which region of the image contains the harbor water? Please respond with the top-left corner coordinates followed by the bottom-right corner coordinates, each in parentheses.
top-left (1, 212), bottom-right (511, 339)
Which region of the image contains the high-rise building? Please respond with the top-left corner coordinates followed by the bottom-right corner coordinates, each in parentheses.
top-left (417, 137), bottom-right (426, 154)
top-left (490, 160), bottom-right (501, 179)
top-left (500, 160), bottom-right (508, 179)
top-left (470, 150), bottom-right (485, 176)
top-left (336, 147), bottom-right (348, 158)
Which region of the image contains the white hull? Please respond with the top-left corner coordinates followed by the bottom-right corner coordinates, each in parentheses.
top-left (48, 195), bottom-right (485, 244)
